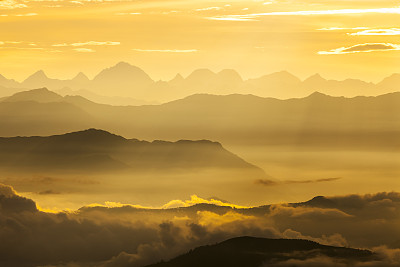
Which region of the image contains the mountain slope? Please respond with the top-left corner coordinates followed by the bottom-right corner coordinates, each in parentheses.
top-left (0, 129), bottom-right (264, 175)
top-left (145, 236), bottom-right (375, 267)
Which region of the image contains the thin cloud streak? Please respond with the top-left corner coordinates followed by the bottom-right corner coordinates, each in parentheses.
top-left (132, 48), bottom-right (198, 53)
top-left (318, 43), bottom-right (400, 54)
top-left (52, 41), bottom-right (120, 47)
top-left (349, 28), bottom-right (400, 36)
top-left (318, 27), bottom-right (369, 31)
top-left (73, 48), bottom-right (95, 52)
top-left (256, 177), bottom-right (341, 187)
top-left (207, 7), bottom-right (400, 21)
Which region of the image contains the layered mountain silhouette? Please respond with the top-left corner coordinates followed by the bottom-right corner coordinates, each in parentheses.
top-left (145, 236), bottom-right (375, 267)
top-left (1, 88), bottom-right (399, 150)
top-left (0, 129), bottom-right (263, 175)
top-left (1, 62), bottom-right (399, 102)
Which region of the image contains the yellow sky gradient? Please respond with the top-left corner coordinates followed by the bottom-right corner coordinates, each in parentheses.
top-left (1, 0), bottom-right (399, 82)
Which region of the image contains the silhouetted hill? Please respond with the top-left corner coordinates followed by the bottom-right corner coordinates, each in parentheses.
top-left (0, 74), bottom-right (20, 88)
top-left (0, 129), bottom-right (264, 175)
top-left (3, 88), bottom-right (63, 103)
top-left (145, 236), bottom-right (375, 267)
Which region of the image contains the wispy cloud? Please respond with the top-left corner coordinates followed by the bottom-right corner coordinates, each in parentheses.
top-left (256, 177), bottom-right (341, 186)
top-left (195, 7), bottom-right (222, 12)
top-left (318, 43), bottom-right (400, 55)
top-left (0, 0), bottom-right (27, 10)
top-left (318, 27), bottom-right (369, 31)
top-left (116, 12), bottom-right (141, 15)
top-left (349, 28), bottom-right (400, 36)
top-left (206, 16), bottom-right (258, 21)
top-left (14, 13), bottom-right (38, 16)
top-left (132, 48), bottom-right (198, 53)
top-left (71, 41), bottom-right (120, 46)
top-left (52, 41), bottom-right (120, 47)
top-left (73, 48), bottom-right (95, 52)
top-left (207, 7), bottom-right (400, 21)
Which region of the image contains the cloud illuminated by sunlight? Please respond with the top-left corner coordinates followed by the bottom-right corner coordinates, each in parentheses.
top-left (133, 48), bottom-right (198, 53)
top-left (75, 195), bottom-right (250, 213)
top-left (73, 48), bottom-right (95, 52)
top-left (318, 27), bottom-right (369, 31)
top-left (318, 43), bottom-right (400, 54)
top-left (197, 211), bottom-right (255, 227)
top-left (349, 28), bottom-right (400, 36)
top-left (0, 0), bottom-right (27, 9)
top-left (162, 195), bottom-right (250, 209)
top-left (207, 7), bottom-right (400, 21)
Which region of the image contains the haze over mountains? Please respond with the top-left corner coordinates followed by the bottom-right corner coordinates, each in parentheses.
top-left (0, 62), bottom-right (399, 103)
top-left (1, 88), bottom-right (399, 151)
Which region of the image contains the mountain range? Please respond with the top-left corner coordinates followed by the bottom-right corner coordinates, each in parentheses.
top-left (1, 88), bottom-right (399, 150)
top-left (0, 62), bottom-right (399, 103)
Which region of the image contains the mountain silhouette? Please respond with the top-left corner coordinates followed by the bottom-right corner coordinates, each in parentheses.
top-left (92, 62), bottom-right (154, 97)
top-left (1, 89), bottom-right (400, 150)
top-left (0, 129), bottom-right (264, 175)
top-left (3, 87), bottom-right (63, 103)
top-left (0, 74), bottom-right (20, 88)
top-left (145, 236), bottom-right (375, 267)
top-left (22, 70), bottom-right (56, 88)
top-left (71, 72), bottom-right (90, 84)
top-left (3, 62), bottom-right (399, 102)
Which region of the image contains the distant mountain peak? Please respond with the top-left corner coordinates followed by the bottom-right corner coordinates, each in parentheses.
top-left (59, 128), bottom-right (126, 142)
top-left (32, 70), bottom-right (48, 78)
top-left (188, 68), bottom-right (215, 78)
top-left (23, 70), bottom-right (50, 85)
top-left (72, 72), bottom-right (90, 82)
top-left (170, 73), bottom-right (184, 83)
top-left (114, 61), bottom-right (132, 68)
top-left (305, 73), bottom-right (326, 82)
top-left (307, 91), bottom-right (329, 98)
top-left (92, 62), bottom-right (153, 87)
top-left (218, 69), bottom-right (243, 82)
top-left (4, 87), bottom-right (63, 103)
top-left (260, 71), bottom-right (301, 83)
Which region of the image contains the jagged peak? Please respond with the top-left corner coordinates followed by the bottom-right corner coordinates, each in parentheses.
top-left (170, 73), bottom-right (184, 83)
top-left (307, 91), bottom-right (330, 98)
top-left (72, 72), bottom-right (90, 81)
top-left (304, 73), bottom-right (326, 82)
top-left (23, 70), bottom-right (49, 83)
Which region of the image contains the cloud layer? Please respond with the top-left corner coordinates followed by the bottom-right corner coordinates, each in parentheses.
top-left (2, 184), bottom-right (400, 266)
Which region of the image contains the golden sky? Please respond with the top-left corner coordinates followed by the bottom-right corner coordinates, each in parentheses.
top-left (1, 0), bottom-right (400, 82)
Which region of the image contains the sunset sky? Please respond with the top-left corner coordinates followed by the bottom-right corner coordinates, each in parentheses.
top-left (1, 0), bottom-right (400, 82)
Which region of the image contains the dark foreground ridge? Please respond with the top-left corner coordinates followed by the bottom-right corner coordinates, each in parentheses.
top-left (145, 236), bottom-right (376, 267)
top-left (0, 129), bottom-right (264, 175)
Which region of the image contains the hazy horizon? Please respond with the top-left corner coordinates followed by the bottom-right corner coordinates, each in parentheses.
top-left (2, 0), bottom-right (400, 266)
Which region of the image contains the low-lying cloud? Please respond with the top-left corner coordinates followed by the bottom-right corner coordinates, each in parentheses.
top-left (2, 184), bottom-right (400, 266)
